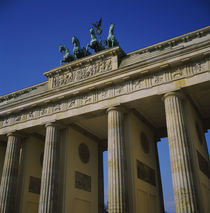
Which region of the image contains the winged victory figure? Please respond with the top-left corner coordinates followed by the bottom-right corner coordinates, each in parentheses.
top-left (92, 18), bottom-right (102, 35)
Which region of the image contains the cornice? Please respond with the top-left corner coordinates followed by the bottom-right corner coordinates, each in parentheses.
top-left (0, 39), bottom-right (209, 115)
top-left (0, 81), bottom-right (47, 104)
top-left (127, 25), bottom-right (210, 56)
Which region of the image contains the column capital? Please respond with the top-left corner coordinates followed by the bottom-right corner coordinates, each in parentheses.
top-left (7, 131), bottom-right (24, 139)
top-left (44, 121), bottom-right (64, 129)
top-left (162, 91), bottom-right (185, 102)
top-left (106, 105), bottom-right (127, 114)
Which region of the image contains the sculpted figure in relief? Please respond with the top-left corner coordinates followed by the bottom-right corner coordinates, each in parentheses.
top-left (68, 99), bottom-right (76, 108)
top-left (172, 67), bottom-right (183, 78)
top-left (28, 111), bottom-right (34, 119)
top-left (3, 118), bottom-right (10, 126)
top-left (40, 107), bottom-right (48, 116)
top-left (193, 63), bottom-right (201, 73)
top-left (15, 115), bottom-right (21, 122)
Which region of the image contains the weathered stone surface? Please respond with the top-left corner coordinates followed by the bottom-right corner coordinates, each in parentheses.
top-left (107, 106), bottom-right (127, 213)
top-left (0, 133), bottom-right (21, 213)
top-left (38, 123), bottom-right (60, 213)
top-left (163, 92), bottom-right (199, 213)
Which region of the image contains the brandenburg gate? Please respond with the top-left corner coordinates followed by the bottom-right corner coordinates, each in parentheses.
top-left (0, 25), bottom-right (209, 213)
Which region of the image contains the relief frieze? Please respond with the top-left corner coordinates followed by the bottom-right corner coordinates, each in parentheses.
top-left (81, 93), bottom-right (94, 106)
top-left (51, 58), bottom-right (112, 88)
top-left (171, 66), bottom-right (184, 79)
top-left (114, 82), bottom-right (127, 96)
top-left (39, 106), bottom-right (49, 116)
top-left (52, 103), bottom-right (62, 113)
top-left (133, 78), bottom-right (146, 90)
top-left (0, 58), bottom-right (208, 129)
top-left (68, 98), bottom-right (77, 109)
top-left (97, 87), bottom-right (112, 101)
top-left (15, 114), bottom-right (22, 122)
top-left (75, 171), bottom-right (91, 192)
top-left (152, 71), bottom-right (166, 85)
top-left (27, 110), bottom-right (36, 120)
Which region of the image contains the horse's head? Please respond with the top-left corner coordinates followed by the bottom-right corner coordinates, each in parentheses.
top-left (59, 45), bottom-right (65, 53)
top-left (90, 28), bottom-right (95, 35)
top-left (109, 23), bottom-right (115, 34)
top-left (72, 36), bottom-right (80, 47)
top-left (59, 45), bottom-right (64, 52)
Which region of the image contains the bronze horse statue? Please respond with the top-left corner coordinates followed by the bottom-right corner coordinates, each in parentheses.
top-left (59, 45), bottom-right (75, 65)
top-left (58, 22), bottom-right (120, 65)
top-left (105, 23), bottom-right (119, 48)
top-left (87, 28), bottom-right (104, 53)
top-left (72, 36), bottom-right (91, 59)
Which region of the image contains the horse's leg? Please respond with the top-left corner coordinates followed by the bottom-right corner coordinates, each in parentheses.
top-left (86, 44), bottom-right (90, 52)
top-left (60, 60), bottom-right (64, 65)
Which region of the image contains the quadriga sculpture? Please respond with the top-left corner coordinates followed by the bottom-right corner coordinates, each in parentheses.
top-left (87, 28), bottom-right (104, 53)
top-left (105, 24), bottom-right (119, 48)
top-left (58, 21), bottom-right (120, 65)
top-left (72, 36), bottom-right (91, 59)
top-left (59, 45), bottom-right (75, 65)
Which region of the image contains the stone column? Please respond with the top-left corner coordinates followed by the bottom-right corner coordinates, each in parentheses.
top-left (0, 133), bottom-right (21, 213)
top-left (38, 122), bottom-right (60, 213)
top-left (107, 107), bottom-right (127, 213)
top-left (163, 92), bottom-right (199, 213)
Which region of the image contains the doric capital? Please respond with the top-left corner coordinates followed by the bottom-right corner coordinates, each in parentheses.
top-left (45, 121), bottom-right (64, 129)
top-left (106, 105), bottom-right (127, 114)
top-left (162, 91), bottom-right (185, 102)
top-left (7, 131), bottom-right (24, 139)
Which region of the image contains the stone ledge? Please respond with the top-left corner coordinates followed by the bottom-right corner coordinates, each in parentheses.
top-left (44, 46), bottom-right (125, 78)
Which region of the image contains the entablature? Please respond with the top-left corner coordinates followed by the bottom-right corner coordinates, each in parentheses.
top-left (0, 26), bottom-right (210, 134)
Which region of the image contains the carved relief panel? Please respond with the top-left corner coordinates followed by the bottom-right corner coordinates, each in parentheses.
top-left (49, 58), bottom-right (113, 89)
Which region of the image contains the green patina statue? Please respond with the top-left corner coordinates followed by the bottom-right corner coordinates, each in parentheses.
top-left (59, 45), bottom-right (75, 65)
top-left (58, 20), bottom-right (120, 65)
top-left (105, 24), bottom-right (119, 48)
top-left (92, 18), bottom-right (102, 36)
top-left (72, 36), bottom-right (91, 59)
top-left (87, 28), bottom-right (104, 53)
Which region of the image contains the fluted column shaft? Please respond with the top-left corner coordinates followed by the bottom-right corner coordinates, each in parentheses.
top-left (39, 123), bottom-right (60, 213)
top-left (107, 107), bottom-right (127, 213)
top-left (163, 92), bottom-right (198, 213)
top-left (0, 133), bottom-right (21, 213)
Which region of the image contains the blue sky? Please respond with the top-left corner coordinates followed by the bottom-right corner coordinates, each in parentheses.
top-left (0, 0), bottom-right (210, 212)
